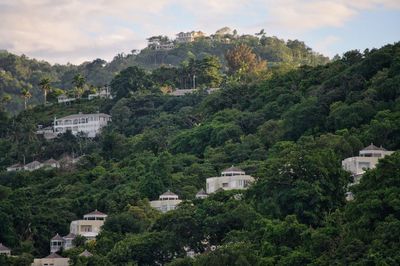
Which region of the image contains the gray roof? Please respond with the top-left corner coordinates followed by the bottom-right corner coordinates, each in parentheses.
top-left (44, 158), bottom-right (58, 164)
top-left (222, 166), bottom-right (244, 172)
top-left (161, 190), bottom-right (178, 197)
top-left (63, 233), bottom-right (76, 239)
top-left (58, 113), bottom-right (111, 120)
top-left (51, 233), bottom-right (64, 241)
top-left (362, 143), bottom-right (387, 151)
top-left (79, 249), bottom-right (93, 257)
top-left (0, 243), bottom-right (10, 251)
top-left (84, 209), bottom-right (107, 216)
top-left (25, 161), bottom-right (41, 168)
top-left (196, 189), bottom-right (207, 195)
top-left (7, 163), bottom-right (23, 168)
top-left (45, 253), bottom-right (64, 259)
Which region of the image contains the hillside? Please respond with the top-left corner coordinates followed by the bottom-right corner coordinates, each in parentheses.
top-left (0, 32), bottom-right (328, 113)
top-left (0, 42), bottom-right (399, 265)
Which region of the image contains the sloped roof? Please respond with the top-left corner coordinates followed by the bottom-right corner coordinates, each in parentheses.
top-left (222, 166), bottom-right (244, 172)
top-left (7, 163), bottom-right (23, 169)
top-left (84, 209), bottom-right (107, 216)
top-left (51, 233), bottom-right (64, 241)
top-left (45, 253), bottom-right (64, 259)
top-left (362, 143), bottom-right (387, 151)
top-left (58, 113), bottom-right (111, 120)
top-left (0, 243), bottom-right (10, 251)
top-left (161, 190), bottom-right (178, 197)
top-left (44, 158), bottom-right (58, 164)
top-left (196, 189), bottom-right (207, 196)
top-left (63, 233), bottom-right (76, 239)
top-left (25, 160), bottom-right (41, 168)
top-left (79, 249), bottom-right (93, 257)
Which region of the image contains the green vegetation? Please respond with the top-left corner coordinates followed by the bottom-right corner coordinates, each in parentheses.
top-left (0, 31), bottom-right (328, 112)
top-left (0, 42), bottom-right (399, 265)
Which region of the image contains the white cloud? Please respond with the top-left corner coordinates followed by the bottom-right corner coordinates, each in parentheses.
top-left (0, 0), bottom-right (398, 64)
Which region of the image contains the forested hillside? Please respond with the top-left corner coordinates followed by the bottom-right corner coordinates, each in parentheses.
top-left (0, 32), bottom-right (328, 113)
top-left (0, 42), bottom-right (399, 265)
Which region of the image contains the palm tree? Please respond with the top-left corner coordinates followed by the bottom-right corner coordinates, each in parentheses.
top-left (39, 77), bottom-right (51, 104)
top-left (73, 74), bottom-right (86, 99)
top-left (21, 88), bottom-right (32, 110)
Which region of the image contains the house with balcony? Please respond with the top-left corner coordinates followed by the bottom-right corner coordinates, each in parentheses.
top-left (57, 94), bottom-right (76, 104)
top-left (342, 143), bottom-right (394, 184)
top-left (32, 253), bottom-right (69, 266)
top-left (53, 112), bottom-right (111, 138)
top-left (150, 191), bottom-right (182, 213)
top-left (175, 31), bottom-right (205, 43)
top-left (69, 210), bottom-right (107, 241)
top-left (50, 233), bottom-right (76, 253)
top-left (206, 166), bottom-right (255, 194)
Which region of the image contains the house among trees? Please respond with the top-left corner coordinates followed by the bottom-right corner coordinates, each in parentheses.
top-left (69, 210), bottom-right (107, 241)
top-left (88, 86), bottom-right (113, 100)
top-left (6, 159), bottom-right (60, 172)
top-left (52, 112), bottom-right (111, 138)
top-left (342, 143), bottom-right (394, 184)
top-left (50, 233), bottom-right (76, 253)
top-left (31, 253), bottom-right (69, 266)
top-left (175, 31), bottom-right (205, 43)
top-left (6, 163), bottom-right (24, 172)
top-left (57, 94), bottom-right (76, 104)
top-left (150, 190), bottom-right (182, 213)
top-left (0, 243), bottom-right (11, 256)
top-left (206, 166), bottom-right (255, 194)
top-left (195, 189), bottom-right (208, 199)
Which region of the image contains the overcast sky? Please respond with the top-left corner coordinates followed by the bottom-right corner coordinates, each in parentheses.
top-left (0, 0), bottom-right (399, 64)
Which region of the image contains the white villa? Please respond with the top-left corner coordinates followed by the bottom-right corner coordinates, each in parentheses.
top-left (88, 87), bottom-right (113, 100)
top-left (32, 253), bottom-right (69, 266)
top-left (206, 166), bottom-right (255, 194)
top-left (342, 143), bottom-right (394, 184)
top-left (176, 31), bottom-right (205, 43)
top-left (57, 94), bottom-right (76, 104)
top-left (53, 112), bottom-right (111, 138)
top-left (0, 243), bottom-right (11, 256)
top-left (50, 233), bottom-right (76, 253)
top-left (69, 210), bottom-right (107, 241)
top-left (150, 191), bottom-right (182, 213)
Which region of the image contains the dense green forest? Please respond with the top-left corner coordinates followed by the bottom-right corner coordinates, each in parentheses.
top-left (0, 32), bottom-right (328, 112)
top-left (0, 42), bottom-right (399, 265)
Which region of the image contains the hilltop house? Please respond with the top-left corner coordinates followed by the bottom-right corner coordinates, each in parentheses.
top-left (32, 253), bottom-right (69, 266)
top-left (0, 243), bottom-right (11, 256)
top-left (150, 191), bottom-right (182, 213)
top-left (53, 112), bottom-right (111, 138)
top-left (175, 31), bottom-right (205, 43)
top-left (69, 210), bottom-right (107, 241)
top-left (342, 143), bottom-right (394, 184)
top-left (206, 166), bottom-right (255, 194)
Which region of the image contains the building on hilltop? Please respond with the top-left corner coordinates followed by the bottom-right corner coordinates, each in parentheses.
top-left (206, 166), bottom-right (255, 194)
top-left (0, 243), bottom-right (11, 256)
top-left (53, 112), bottom-right (111, 138)
top-left (70, 210), bottom-right (107, 241)
top-left (175, 31), bottom-right (205, 43)
top-left (150, 190), bottom-right (182, 213)
top-left (32, 253), bottom-right (69, 266)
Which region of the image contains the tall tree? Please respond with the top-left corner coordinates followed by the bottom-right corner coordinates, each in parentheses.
top-left (38, 77), bottom-right (51, 104)
top-left (72, 74), bottom-right (85, 98)
top-left (20, 88), bottom-right (32, 110)
top-left (225, 44), bottom-right (267, 79)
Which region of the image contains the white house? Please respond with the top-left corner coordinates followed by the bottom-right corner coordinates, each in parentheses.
top-left (53, 112), bottom-right (111, 138)
top-left (175, 31), bottom-right (205, 43)
top-left (70, 210), bottom-right (107, 241)
top-left (32, 253), bottom-right (69, 266)
top-left (0, 243), bottom-right (11, 256)
top-left (24, 161), bottom-right (42, 171)
top-left (342, 143), bottom-right (394, 184)
top-left (150, 191), bottom-right (182, 213)
top-left (206, 166), bottom-right (255, 194)
top-left (50, 233), bottom-right (76, 253)
top-left (57, 94), bottom-right (76, 104)
top-left (88, 87), bottom-right (113, 100)
top-left (6, 163), bottom-right (24, 172)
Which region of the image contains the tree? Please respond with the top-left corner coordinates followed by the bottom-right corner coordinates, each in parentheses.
top-left (73, 74), bottom-right (86, 98)
top-left (38, 77), bottom-right (51, 105)
top-left (110, 66), bottom-right (153, 99)
top-left (20, 88), bottom-right (32, 110)
top-left (225, 44), bottom-right (267, 79)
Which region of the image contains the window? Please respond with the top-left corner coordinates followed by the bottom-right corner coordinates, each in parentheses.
top-left (358, 162), bottom-right (370, 170)
top-left (222, 182), bottom-right (229, 188)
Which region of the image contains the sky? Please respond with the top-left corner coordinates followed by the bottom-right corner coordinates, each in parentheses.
top-left (0, 0), bottom-right (399, 64)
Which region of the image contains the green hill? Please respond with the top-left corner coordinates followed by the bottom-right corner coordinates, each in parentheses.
top-left (0, 42), bottom-right (399, 265)
top-left (0, 33), bottom-right (328, 113)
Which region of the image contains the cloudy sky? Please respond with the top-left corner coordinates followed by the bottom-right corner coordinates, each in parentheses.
top-left (1, 0), bottom-right (399, 64)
